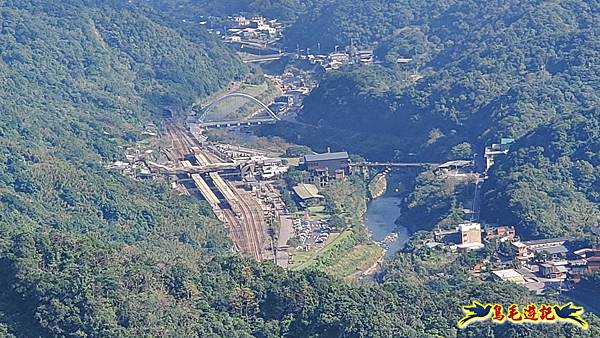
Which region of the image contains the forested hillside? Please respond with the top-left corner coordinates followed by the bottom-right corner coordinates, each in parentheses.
top-left (0, 0), bottom-right (243, 335)
top-left (0, 0), bottom-right (245, 237)
top-left (2, 0), bottom-right (600, 336)
top-left (146, 0), bottom-right (325, 22)
top-left (291, 0), bottom-right (599, 161)
top-left (257, 0), bottom-right (600, 239)
top-left (284, 0), bottom-right (456, 50)
top-left (149, 0), bottom-right (454, 51)
top-left (292, 0), bottom-right (600, 240)
top-left (482, 108), bottom-right (600, 238)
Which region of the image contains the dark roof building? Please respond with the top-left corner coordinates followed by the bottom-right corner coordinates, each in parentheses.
top-left (303, 151), bottom-right (349, 163)
top-left (588, 256), bottom-right (600, 272)
top-left (534, 245), bottom-right (568, 255)
top-left (301, 151), bottom-right (350, 187)
top-left (275, 95), bottom-right (294, 106)
top-left (302, 152), bottom-right (349, 171)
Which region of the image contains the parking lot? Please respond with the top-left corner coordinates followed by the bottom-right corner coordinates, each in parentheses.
top-left (292, 218), bottom-right (332, 249)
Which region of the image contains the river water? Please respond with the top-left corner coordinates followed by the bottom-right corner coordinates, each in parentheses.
top-left (364, 196), bottom-right (410, 257)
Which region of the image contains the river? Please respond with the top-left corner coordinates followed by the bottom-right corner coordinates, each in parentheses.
top-left (364, 196), bottom-right (410, 257)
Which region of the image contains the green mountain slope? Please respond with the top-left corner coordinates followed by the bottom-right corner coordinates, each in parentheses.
top-left (146, 0), bottom-right (327, 22)
top-left (483, 108), bottom-right (600, 238)
top-left (285, 0), bottom-right (599, 161)
top-left (1, 1), bottom-right (600, 336)
top-left (0, 0), bottom-right (245, 240)
top-left (0, 1), bottom-right (244, 335)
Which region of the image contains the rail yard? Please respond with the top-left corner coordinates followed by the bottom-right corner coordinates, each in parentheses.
top-left (162, 122), bottom-right (270, 261)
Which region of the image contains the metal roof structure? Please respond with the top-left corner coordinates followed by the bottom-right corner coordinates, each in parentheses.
top-left (303, 151), bottom-right (349, 163)
top-left (492, 269), bottom-right (525, 283)
top-left (437, 160), bottom-right (473, 169)
top-left (522, 237), bottom-right (572, 247)
top-left (534, 245), bottom-right (568, 255)
top-left (292, 183), bottom-right (324, 200)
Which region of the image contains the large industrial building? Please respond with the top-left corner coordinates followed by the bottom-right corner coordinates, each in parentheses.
top-left (300, 151), bottom-right (350, 187)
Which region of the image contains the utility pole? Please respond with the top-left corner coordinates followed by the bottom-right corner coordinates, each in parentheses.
top-left (268, 212), bottom-right (278, 266)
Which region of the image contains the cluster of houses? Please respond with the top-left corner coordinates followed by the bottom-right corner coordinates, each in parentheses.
top-left (507, 235), bottom-right (600, 280)
top-left (297, 49), bottom-right (375, 71)
top-left (266, 67), bottom-right (315, 114)
top-left (210, 16), bottom-right (283, 43)
top-left (431, 222), bottom-right (600, 293)
top-left (489, 232), bottom-right (600, 294)
top-left (110, 126), bottom-right (161, 180)
top-left (111, 158), bottom-right (154, 180)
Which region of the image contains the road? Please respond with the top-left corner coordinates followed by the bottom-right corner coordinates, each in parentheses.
top-left (241, 53), bottom-right (287, 63)
top-left (277, 215), bottom-right (293, 248)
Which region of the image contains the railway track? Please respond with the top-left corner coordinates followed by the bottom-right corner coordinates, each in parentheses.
top-left (206, 156), bottom-right (264, 260)
top-left (160, 120), bottom-right (266, 260)
top-left (213, 176), bottom-right (264, 260)
top-left (234, 190), bottom-right (263, 260)
top-left (223, 209), bottom-right (244, 253)
top-left (163, 122), bottom-right (197, 160)
top-left (222, 204), bottom-right (262, 260)
top-left (236, 191), bottom-right (265, 259)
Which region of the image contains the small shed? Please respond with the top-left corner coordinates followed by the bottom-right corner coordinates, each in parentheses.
top-left (491, 269), bottom-right (526, 284)
top-left (292, 183), bottom-right (324, 201)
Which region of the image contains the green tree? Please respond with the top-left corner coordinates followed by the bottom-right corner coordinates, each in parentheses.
top-left (449, 142), bottom-right (472, 160)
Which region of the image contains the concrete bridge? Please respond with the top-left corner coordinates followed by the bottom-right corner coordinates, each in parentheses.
top-left (225, 39), bottom-right (282, 54)
top-left (146, 160), bottom-right (255, 177)
top-left (350, 162), bottom-right (439, 168)
top-left (241, 53), bottom-right (287, 63)
top-left (199, 118), bottom-right (277, 129)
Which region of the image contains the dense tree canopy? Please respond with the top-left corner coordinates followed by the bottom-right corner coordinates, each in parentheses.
top-left (2, 0), bottom-right (600, 336)
top-left (146, 0), bottom-right (327, 22)
top-left (266, 0), bottom-right (600, 240)
top-left (286, 0), bottom-right (600, 161)
top-left (0, 0), bottom-right (243, 334)
top-left (483, 108), bottom-right (600, 238)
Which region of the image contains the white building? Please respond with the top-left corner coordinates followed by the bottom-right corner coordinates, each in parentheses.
top-left (457, 222), bottom-right (484, 250)
top-left (492, 269), bottom-right (526, 284)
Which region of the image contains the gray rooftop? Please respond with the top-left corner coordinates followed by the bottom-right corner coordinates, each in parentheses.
top-left (293, 183), bottom-right (324, 200)
top-left (522, 237), bottom-right (572, 247)
top-left (437, 160), bottom-right (472, 169)
top-left (304, 151), bottom-right (349, 162)
top-left (534, 245), bottom-right (569, 255)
